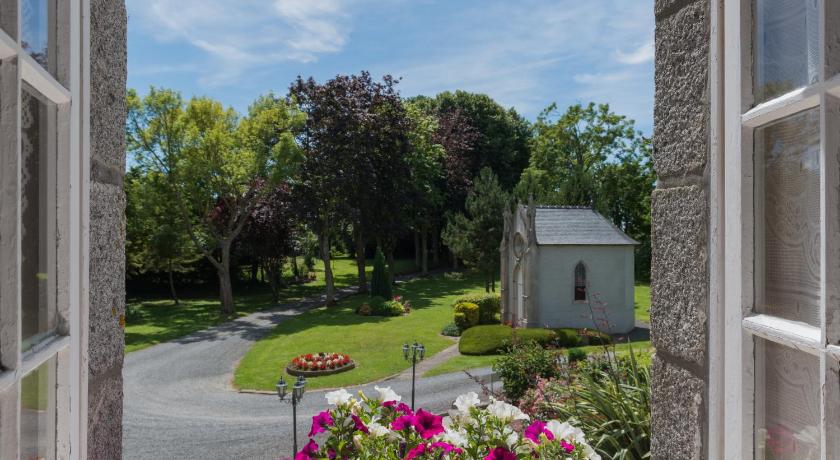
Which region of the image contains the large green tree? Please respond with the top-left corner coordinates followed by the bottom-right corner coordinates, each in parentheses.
top-left (442, 168), bottom-right (510, 292)
top-left (516, 102), bottom-right (654, 279)
top-left (127, 88), bottom-right (304, 315)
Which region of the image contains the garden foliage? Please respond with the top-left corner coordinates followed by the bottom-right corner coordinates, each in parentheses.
top-left (454, 293), bottom-right (500, 324)
top-left (370, 247), bottom-right (393, 300)
top-left (453, 302), bottom-right (479, 331)
top-left (458, 325), bottom-right (556, 355)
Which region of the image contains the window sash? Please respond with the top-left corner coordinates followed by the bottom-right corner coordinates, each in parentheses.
top-left (722, 0), bottom-right (840, 458)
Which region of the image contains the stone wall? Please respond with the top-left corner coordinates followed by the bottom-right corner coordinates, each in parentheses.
top-left (87, 0), bottom-right (127, 458)
top-left (651, 0), bottom-right (711, 458)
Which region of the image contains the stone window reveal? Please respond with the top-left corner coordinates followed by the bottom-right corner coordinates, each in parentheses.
top-left (574, 262), bottom-right (586, 301)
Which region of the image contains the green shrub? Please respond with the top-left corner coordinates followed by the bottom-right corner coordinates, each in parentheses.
top-left (459, 325), bottom-right (556, 355)
top-left (492, 340), bottom-right (559, 401)
top-left (455, 293), bottom-right (501, 324)
top-left (567, 347), bottom-right (587, 363)
top-left (370, 247), bottom-right (392, 299)
top-left (372, 299), bottom-right (405, 317)
top-left (453, 302), bottom-right (479, 331)
top-left (441, 322), bottom-right (461, 337)
top-left (552, 328), bottom-right (584, 347)
top-left (584, 331), bottom-right (612, 346)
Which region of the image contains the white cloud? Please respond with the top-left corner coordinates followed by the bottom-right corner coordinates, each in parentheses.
top-left (614, 41), bottom-right (654, 65)
top-left (128, 0), bottom-right (353, 86)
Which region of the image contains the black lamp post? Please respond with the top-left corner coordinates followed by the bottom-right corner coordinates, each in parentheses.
top-left (402, 342), bottom-right (425, 410)
top-left (277, 374), bottom-right (306, 456)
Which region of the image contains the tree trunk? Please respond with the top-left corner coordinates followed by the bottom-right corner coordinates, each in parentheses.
top-left (432, 230), bottom-right (440, 267)
top-left (291, 254), bottom-right (300, 280)
top-left (386, 248), bottom-right (396, 285)
top-left (355, 228), bottom-right (368, 293)
top-left (319, 230), bottom-right (336, 306)
top-left (251, 261), bottom-right (258, 283)
top-left (414, 232), bottom-right (421, 268)
top-left (168, 259), bottom-right (179, 306)
top-left (218, 241), bottom-right (236, 316)
top-left (452, 251), bottom-right (459, 270)
top-left (266, 262), bottom-right (280, 303)
top-left (421, 229), bottom-right (428, 275)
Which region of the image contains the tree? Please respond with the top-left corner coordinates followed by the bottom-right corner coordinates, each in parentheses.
top-left (516, 102), bottom-right (654, 279)
top-left (290, 72), bottom-right (411, 302)
top-left (369, 247), bottom-right (392, 300)
top-left (125, 167), bottom-right (198, 304)
top-left (239, 182), bottom-right (297, 302)
top-left (442, 168), bottom-right (510, 292)
top-left (127, 88), bottom-right (304, 316)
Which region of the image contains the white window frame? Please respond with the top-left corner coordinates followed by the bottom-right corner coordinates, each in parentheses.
top-left (0, 0), bottom-right (89, 458)
top-left (719, 0), bottom-right (840, 458)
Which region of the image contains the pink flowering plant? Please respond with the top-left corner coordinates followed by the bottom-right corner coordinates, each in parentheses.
top-left (292, 387), bottom-right (599, 459)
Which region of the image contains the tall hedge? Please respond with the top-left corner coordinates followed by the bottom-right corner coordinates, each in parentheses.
top-left (370, 247), bottom-right (392, 299)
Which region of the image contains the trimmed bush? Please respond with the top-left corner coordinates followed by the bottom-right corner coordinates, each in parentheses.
top-left (456, 293), bottom-right (501, 324)
top-left (553, 328), bottom-right (584, 348)
top-left (370, 247), bottom-right (392, 299)
top-left (372, 299), bottom-right (405, 317)
top-left (441, 322), bottom-right (461, 337)
top-left (567, 347), bottom-right (587, 363)
top-left (453, 302), bottom-right (479, 331)
top-left (492, 340), bottom-right (559, 401)
top-left (459, 325), bottom-right (557, 355)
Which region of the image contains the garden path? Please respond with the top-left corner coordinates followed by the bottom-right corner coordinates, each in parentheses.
top-left (123, 275), bottom-right (489, 460)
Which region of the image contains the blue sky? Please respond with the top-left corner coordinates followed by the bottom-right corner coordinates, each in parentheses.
top-left (127, 0), bottom-right (654, 133)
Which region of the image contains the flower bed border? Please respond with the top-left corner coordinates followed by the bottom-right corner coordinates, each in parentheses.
top-left (286, 361), bottom-right (356, 377)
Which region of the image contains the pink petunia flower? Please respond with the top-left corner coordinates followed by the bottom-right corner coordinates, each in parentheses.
top-left (294, 439), bottom-right (319, 460)
top-left (524, 420), bottom-right (555, 444)
top-left (391, 414), bottom-right (416, 431)
top-left (351, 414), bottom-right (369, 434)
top-left (308, 411), bottom-right (334, 437)
top-left (413, 409), bottom-right (445, 439)
top-left (560, 440), bottom-right (575, 454)
top-left (484, 447), bottom-right (516, 460)
top-left (382, 400), bottom-right (414, 415)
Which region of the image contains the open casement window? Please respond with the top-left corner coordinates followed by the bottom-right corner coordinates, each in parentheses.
top-left (0, 0), bottom-right (87, 458)
top-left (721, 0), bottom-right (840, 458)
top-left (574, 262), bottom-right (586, 302)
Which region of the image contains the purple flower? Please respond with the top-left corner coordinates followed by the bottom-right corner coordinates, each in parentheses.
top-left (294, 439), bottom-right (319, 460)
top-left (404, 444), bottom-right (428, 460)
top-left (382, 400), bottom-right (413, 415)
top-left (560, 440), bottom-right (575, 453)
top-left (524, 420), bottom-right (554, 444)
top-left (308, 411), bottom-right (334, 437)
top-left (391, 414), bottom-right (416, 431)
top-left (430, 441), bottom-right (462, 455)
top-left (351, 414), bottom-right (369, 434)
top-left (484, 447), bottom-right (517, 460)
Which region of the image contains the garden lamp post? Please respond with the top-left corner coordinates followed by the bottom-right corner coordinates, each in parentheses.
top-left (402, 342), bottom-right (425, 410)
top-left (277, 374), bottom-right (307, 456)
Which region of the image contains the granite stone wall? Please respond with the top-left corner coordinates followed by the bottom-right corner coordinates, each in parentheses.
top-left (87, 0), bottom-right (127, 458)
top-left (651, 0), bottom-right (711, 458)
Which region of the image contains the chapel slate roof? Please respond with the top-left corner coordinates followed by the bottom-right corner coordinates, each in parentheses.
top-left (533, 206), bottom-right (638, 246)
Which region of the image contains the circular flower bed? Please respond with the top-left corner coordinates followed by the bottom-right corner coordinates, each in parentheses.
top-left (287, 353), bottom-right (355, 377)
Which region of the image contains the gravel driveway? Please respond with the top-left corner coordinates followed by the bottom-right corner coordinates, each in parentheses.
top-left (123, 286), bottom-right (494, 460)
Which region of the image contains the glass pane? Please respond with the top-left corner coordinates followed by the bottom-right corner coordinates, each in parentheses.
top-left (754, 0), bottom-right (819, 103)
top-left (21, 87), bottom-right (55, 351)
top-left (755, 339), bottom-right (820, 459)
top-left (20, 356), bottom-right (57, 460)
top-left (21, 0), bottom-right (50, 70)
top-left (755, 108), bottom-right (820, 326)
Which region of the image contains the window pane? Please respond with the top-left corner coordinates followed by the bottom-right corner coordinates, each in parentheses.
top-left (21, 87), bottom-right (55, 351)
top-left (754, 0), bottom-right (819, 103)
top-left (21, 0), bottom-right (51, 71)
top-left (755, 339), bottom-right (820, 459)
top-left (20, 356), bottom-right (57, 460)
top-left (755, 108), bottom-right (820, 326)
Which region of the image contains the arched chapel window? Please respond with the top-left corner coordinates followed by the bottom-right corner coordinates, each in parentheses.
top-left (574, 262), bottom-right (586, 301)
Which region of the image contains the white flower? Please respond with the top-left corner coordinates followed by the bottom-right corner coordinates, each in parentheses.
top-left (439, 427), bottom-right (468, 447)
top-left (325, 389), bottom-right (353, 406)
top-left (545, 420), bottom-right (586, 444)
top-left (486, 398), bottom-right (529, 422)
top-left (368, 422), bottom-right (390, 437)
top-left (454, 392), bottom-right (480, 413)
top-left (374, 385), bottom-right (402, 403)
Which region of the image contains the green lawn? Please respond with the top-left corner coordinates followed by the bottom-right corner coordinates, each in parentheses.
top-left (423, 340), bottom-right (654, 377)
top-left (125, 256), bottom-right (416, 353)
top-left (634, 283), bottom-right (651, 324)
top-left (234, 273), bottom-right (486, 391)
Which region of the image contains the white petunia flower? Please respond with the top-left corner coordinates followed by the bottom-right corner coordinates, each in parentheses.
top-left (325, 389), bottom-right (353, 406)
top-left (546, 420), bottom-right (587, 444)
top-left (374, 385), bottom-right (402, 403)
top-left (440, 427), bottom-right (468, 447)
top-left (368, 422), bottom-right (390, 437)
top-left (454, 392), bottom-right (480, 413)
top-left (486, 398), bottom-right (529, 422)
